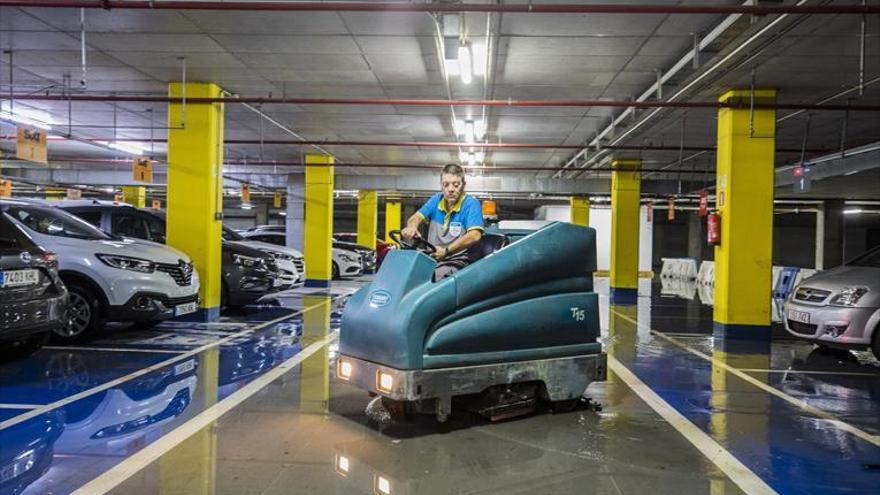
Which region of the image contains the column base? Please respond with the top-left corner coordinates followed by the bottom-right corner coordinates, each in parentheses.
top-left (177, 306), bottom-right (221, 323)
top-left (305, 279), bottom-right (331, 288)
top-left (609, 287), bottom-right (638, 305)
top-left (712, 322), bottom-right (771, 354)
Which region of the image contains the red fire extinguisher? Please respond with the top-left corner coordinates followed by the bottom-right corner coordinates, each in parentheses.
top-left (707, 211), bottom-right (721, 246)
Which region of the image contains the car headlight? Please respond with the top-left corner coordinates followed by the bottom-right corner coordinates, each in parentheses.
top-left (340, 253), bottom-right (356, 262)
top-left (96, 254), bottom-right (155, 273)
top-left (269, 252), bottom-right (293, 261)
top-left (830, 287), bottom-right (869, 307)
top-left (233, 254), bottom-right (263, 268)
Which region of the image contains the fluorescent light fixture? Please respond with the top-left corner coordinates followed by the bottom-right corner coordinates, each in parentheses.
top-left (457, 43), bottom-right (473, 84)
top-left (241, 203), bottom-right (253, 210)
top-left (278, 211), bottom-right (287, 216)
top-left (0, 102), bottom-right (53, 130)
top-left (456, 119), bottom-right (485, 141)
top-left (472, 42), bottom-right (487, 77)
top-left (464, 120), bottom-right (475, 143)
top-left (468, 152), bottom-right (477, 166)
top-left (843, 208), bottom-right (863, 215)
top-left (100, 141), bottom-right (144, 156)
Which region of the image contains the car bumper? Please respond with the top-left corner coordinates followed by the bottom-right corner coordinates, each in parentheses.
top-left (104, 270), bottom-right (200, 307)
top-left (0, 291), bottom-right (68, 342)
top-left (783, 301), bottom-right (879, 348)
top-left (338, 260), bottom-right (362, 277)
top-left (335, 353), bottom-right (607, 403)
top-left (107, 292), bottom-right (200, 322)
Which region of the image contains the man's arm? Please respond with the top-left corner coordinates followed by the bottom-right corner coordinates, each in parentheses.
top-left (401, 212), bottom-right (425, 240)
top-left (434, 228), bottom-right (482, 260)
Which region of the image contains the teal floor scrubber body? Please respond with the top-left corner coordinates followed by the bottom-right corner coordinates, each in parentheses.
top-left (337, 222), bottom-right (607, 422)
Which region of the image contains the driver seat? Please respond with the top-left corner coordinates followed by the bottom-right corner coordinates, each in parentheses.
top-left (465, 233), bottom-right (509, 264)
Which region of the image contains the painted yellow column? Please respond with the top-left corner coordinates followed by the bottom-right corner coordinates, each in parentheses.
top-left (122, 185), bottom-right (146, 208)
top-left (384, 198), bottom-right (401, 243)
top-left (166, 82), bottom-right (224, 320)
top-left (713, 89), bottom-right (776, 347)
top-left (570, 197), bottom-right (590, 226)
top-left (609, 159), bottom-right (641, 304)
top-left (357, 190), bottom-right (378, 250)
top-left (304, 153), bottom-right (334, 288)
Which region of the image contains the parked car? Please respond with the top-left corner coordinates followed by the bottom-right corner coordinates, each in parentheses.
top-left (783, 245), bottom-right (880, 359)
top-left (0, 213), bottom-right (68, 358)
top-left (332, 240), bottom-right (376, 274)
top-left (0, 199), bottom-right (200, 342)
top-left (238, 230), bottom-right (362, 279)
top-left (333, 233), bottom-right (393, 270)
top-left (55, 200), bottom-right (278, 308)
top-left (222, 226), bottom-right (304, 288)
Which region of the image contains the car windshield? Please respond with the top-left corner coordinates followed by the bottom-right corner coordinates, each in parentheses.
top-left (847, 247), bottom-right (880, 268)
top-left (222, 226), bottom-right (244, 241)
top-left (4, 205), bottom-right (111, 240)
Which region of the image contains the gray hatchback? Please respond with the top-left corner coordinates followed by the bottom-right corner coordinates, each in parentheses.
top-left (783, 246), bottom-right (880, 359)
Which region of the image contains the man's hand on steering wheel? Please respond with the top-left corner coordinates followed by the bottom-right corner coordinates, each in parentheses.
top-left (401, 226), bottom-right (421, 241)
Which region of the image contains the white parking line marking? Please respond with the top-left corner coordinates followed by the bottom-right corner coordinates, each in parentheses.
top-left (72, 331), bottom-right (339, 495)
top-left (608, 356), bottom-right (778, 495)
top-left (0, 297), bottom-right (342, 432)
top-left (0, 403), bottom-right (41, 409)
top-left (42, 346), bottom-right (185, 354)
top-left (611, 309), bottom-right (880, 448)
top-left (738, 368), bottom-right (880, 377)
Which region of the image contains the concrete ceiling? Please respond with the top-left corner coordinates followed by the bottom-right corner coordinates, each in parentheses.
top-left (0, 1), bottom-right (878, 198)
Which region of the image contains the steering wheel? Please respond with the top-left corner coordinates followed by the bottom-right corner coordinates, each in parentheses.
top-left (388, 230), bottom-right (437, 254)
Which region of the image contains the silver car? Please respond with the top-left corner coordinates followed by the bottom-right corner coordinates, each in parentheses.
top-left (783, 246), bottom-right (880, 359)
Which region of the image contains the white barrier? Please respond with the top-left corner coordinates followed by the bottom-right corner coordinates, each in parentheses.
top-left (697, 261), bottom-right (714, 287)
top-left (660, 258), bottom-right (698, 281)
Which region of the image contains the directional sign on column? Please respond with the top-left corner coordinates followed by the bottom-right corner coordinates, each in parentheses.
top-left (16, 126), bottom-right (47, 164)
top-left (273, 191), bottom-right (282, 208)
top-left (132, 157), bottom-right (153, 183)
top-left (0, 180), bottom-right (12, 198)
top-left (793, 164), bottom-right (811, 193)
top-left (242, 183), bottom-right (251, 202)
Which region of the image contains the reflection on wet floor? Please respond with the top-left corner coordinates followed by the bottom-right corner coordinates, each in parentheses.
top-left (2, 277), bottom-right (879, 494)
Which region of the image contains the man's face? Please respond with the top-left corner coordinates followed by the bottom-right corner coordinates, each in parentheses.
top-left (440, 173), bottom-right (465, 205)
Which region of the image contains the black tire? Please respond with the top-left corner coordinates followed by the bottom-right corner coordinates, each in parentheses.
top-left (549, 398), bottom-right (583, 413)
top-left (54, 282), bottom-right (106, 343)
top-left (0, 333), bottom-right (49, 361)
top-left (872, 327), bottom-right (880, 361)
top-left (381, 397), bottom-right (413, 421)
top-left (332, 261), bottom-right (340, 280)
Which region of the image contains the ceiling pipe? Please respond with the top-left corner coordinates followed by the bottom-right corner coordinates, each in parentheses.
top-left (4, 93), bottom-right (880, 112)
top-left (0, 135), bottom-right (830, 153)
top-left (1, 1), bottom-right (877, 15)
top-left (0, 156), bottom-right (712, 174)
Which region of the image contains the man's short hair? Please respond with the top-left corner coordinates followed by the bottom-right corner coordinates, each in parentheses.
top-left (441, 163), bottom-right (465, 179)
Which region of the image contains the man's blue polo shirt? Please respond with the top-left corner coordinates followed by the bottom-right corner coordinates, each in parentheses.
top-left (416, 193), bottom-right (484, 259)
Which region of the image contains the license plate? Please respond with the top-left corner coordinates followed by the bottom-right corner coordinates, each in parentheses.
top-left (788, 309), bottom-right (811, 324)
top-left (174, 359), bottom-right (196, 376)
top-left (175, 302), bottom-right (198, 317)
top-left (0, 269), bottom-right (39, 288)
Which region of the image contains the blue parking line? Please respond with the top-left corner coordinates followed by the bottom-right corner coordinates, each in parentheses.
top-left (620, 341), bottom-right (880, 494)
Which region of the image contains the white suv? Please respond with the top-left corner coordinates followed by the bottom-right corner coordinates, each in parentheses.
top-left (0, 200), bottom-right (200, 342)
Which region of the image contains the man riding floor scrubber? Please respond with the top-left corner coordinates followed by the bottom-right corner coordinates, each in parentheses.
top-left (337, 222), bottom-right (607, 422)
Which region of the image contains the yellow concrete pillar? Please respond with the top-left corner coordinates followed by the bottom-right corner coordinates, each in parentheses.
top-left (304, 153), bottom-right (334, 288)
top-left (122, 185), bottom-right (146, 208)
top-left (300, 295), bottom-right (331, 413)
top-left (570, 197), bottom-right (590, 226)
top-left (610, 159), bottom-right (641, 304)
top-left (713, 89), bottom-right (776, 347)
top-left (166, 82), bottom-right (224, 320)
top-left (357, 190), bottom-right (378, 250)
top-left (384, 198), bottom-right (401, 243)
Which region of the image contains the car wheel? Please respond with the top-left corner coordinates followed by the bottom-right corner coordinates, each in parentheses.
top-left (55, 283), bottom-right (105, 343)
top-left (872, 326), bottom-right (880, 361)
top-left (0, 333), bottom-right (49, 361)
top-left (332, 261), bottom-right (340, 280)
